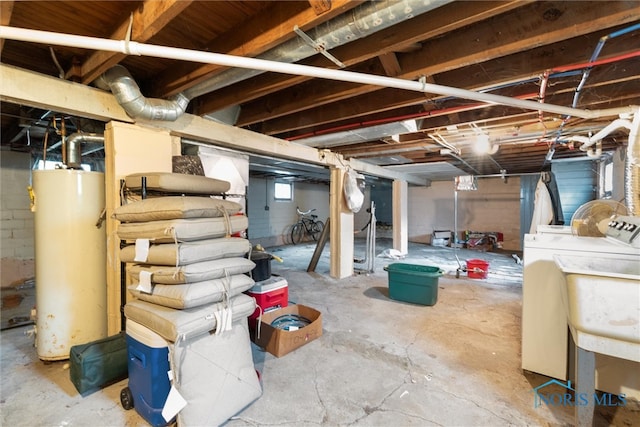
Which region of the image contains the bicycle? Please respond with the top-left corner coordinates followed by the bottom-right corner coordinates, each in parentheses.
top-left (291, 207), bottom-right (325, 245)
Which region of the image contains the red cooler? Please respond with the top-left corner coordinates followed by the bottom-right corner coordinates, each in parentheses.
top-left (245, 276), bottom-right (288, 324)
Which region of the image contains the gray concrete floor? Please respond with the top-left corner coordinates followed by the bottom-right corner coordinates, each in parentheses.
top-left (2, 238), bottom-right (639, 426)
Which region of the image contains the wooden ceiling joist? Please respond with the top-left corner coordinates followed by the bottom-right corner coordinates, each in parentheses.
top-left (244, 2), bottom-right (640, 133)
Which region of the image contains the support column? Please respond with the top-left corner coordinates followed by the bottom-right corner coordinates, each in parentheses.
top-left (104, 121), bottom-right (176, 334)
top-left (575, 346), bottom-right (595, 427)
top-left (329, 167), bottom-right (354, 278)
top-left (392, 179), bottom-right (408, 254)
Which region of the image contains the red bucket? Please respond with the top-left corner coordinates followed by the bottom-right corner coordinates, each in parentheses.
top-left (466, 259), bottom-right (489, 279)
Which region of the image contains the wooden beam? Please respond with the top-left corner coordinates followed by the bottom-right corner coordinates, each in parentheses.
top-left (378, 52), bottom-right (402, 77)
top-left (257, 31), bottom-right (640, 135)
top-left (0, 64), bottom-right (132, 123)
top-left (324, 75), bottom-right (639, 152)
top-left (152, 0), bottom-right (363, 97)
top-left (235, 60), bottom-right (389, 130)
top-left (0, 64), bottom-right (428, 186)
top-left (255, 79), bottom-right (418, 134)
top-left (0, 1), bottom-right (14, 53)
top-left (0, 1), bottom-right (13, 25)
top-left (308, 0), bottom-right (332, 15)
top-left (242, 0), bottom-right (640, 132)
top-left (329, 167), bottom-right (353, 279)
top-left (281, 77), bottom-right (630, 142)
top-left (137, 113), bottom-right (429, 185)
top-left (409, 2), bottom-right (640, 74)
top-left (332, 92), bottom-right (638, 162)
top-left (77, 0), bottom-right (192, 84)
top-left (198, 0), bottom-right (528, 115)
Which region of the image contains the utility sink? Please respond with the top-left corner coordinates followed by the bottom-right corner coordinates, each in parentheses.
top-left (553, 254), bottom-right (640, 362)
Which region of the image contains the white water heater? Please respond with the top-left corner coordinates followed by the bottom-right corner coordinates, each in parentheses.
top-left (33, 169), bottom-right (107, 361)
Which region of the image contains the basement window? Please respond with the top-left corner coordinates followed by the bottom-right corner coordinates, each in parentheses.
top-left (274, 182), bottom-right (292, 201)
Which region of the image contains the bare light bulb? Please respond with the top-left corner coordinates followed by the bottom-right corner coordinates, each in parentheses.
top-left (474, 134), bottom-right (491, 154)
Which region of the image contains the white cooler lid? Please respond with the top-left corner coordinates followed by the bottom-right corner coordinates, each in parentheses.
top-left (126, 318), bottom-right (169, 348)
top-left (248, 276), bottom-right (288, 294)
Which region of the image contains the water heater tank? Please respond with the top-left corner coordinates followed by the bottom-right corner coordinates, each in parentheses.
top-left (33, 169), bottom-right (107, 361)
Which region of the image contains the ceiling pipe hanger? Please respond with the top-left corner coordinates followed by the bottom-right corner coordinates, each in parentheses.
top-left (293, 25), bottom-right (345, 68)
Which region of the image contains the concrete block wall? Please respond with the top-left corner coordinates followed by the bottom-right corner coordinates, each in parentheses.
top-left (408, 181), bottom-right (453, 245)
top-left (457, 177), bottom-right (521, 250)
top-left (248, 175), bottom-right (521, 251)
top-left (247, 177), bottom-right (330, 247)
top-left (408, 177), bottom-right (521, 251)
top-left (1, 151), bottom-right (35, 287)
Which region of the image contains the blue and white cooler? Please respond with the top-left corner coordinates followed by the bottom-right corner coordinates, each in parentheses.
top-left (123, 293), bottom-right (262, 426)
top-left (123, 319), bottom-right (172, 427)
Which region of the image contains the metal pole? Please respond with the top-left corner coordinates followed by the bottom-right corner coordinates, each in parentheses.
top-left (369, 201), bottom-right (376, 273)
top-left (454, 188), bottom-right (458, 247)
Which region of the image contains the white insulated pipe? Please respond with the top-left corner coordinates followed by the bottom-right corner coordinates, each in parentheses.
top-left (1, 25), bottom-right (635, 120)
top-left (580, 118), bottom-right (632, 149)
top-left (625, 106), bottom-right (640, 215)
top-left (565, 135), bottom-right (603, 158)
top-left (184, 0), bottom-right (453, 98)
top-left (567, 116), bottom-right (632, 158)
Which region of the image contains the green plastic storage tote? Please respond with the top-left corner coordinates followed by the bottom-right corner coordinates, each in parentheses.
top-left (383, 263), bottom-right (443, 306)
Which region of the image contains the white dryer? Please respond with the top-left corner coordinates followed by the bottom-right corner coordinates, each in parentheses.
top-left (522, 230), bottom-right (640, 399)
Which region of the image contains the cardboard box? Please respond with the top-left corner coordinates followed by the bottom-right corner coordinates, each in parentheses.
top-left (431, 230), bottom-right (451, 247)
top-left (253, 304), bottom-right (322, 357)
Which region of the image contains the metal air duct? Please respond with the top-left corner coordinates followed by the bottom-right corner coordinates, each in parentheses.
top-left (184, 0), bottom-right (452, 100)
top-left (91, 0), bottom-right (450, 123)
top-left (66, 132), bottom-right (104, 169)
top-left (94, 65), bottom-right (189, 121)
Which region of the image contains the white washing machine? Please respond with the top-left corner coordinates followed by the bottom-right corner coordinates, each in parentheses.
top-left (522, 228), bottom-right (640, 399)
top-left (535, 224), bottom-right (572, 235)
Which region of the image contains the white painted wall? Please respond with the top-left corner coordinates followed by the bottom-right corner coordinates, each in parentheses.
top-left (408, 177), bottom-right (522, 251)
top-left (0, 151), bottom-right (35, 287)
top-left (247, 177), bottom-right (330, 247)
top-left (407, 180), bottom-right (454, 245)
top-left (248, 176), bottom-right (521, 251)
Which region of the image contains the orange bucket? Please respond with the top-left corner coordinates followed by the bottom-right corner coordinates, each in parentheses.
top-left (466, 259), bottom-right (489, 279)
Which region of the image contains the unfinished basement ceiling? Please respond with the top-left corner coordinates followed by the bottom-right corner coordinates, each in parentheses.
top-left (1, 1), bottom-right (639, 180)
